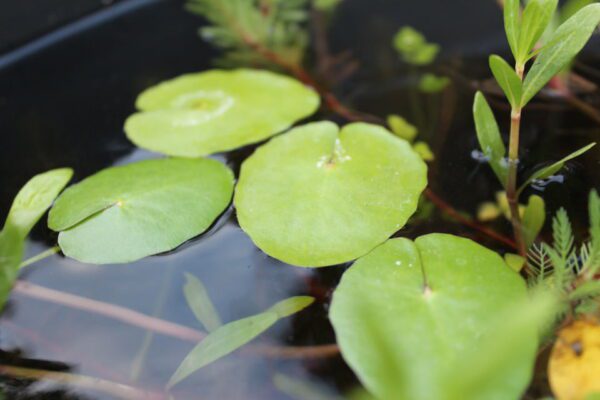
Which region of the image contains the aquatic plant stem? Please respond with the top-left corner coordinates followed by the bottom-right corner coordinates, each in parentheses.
top-left (11, 280), bottom-right (340, 359)
top-left (19, 246), bottom-right (60, 269)
top-left (424, 188), bottom-right (517, 249)
top-left (507, 107), bottom-right (526, 256)
top-left (0, 364), bottom-right (165, 400)
top-left (507, 63), bottom-right (527, 257)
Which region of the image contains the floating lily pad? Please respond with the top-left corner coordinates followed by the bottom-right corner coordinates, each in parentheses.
top-left (124, 69), bottom-right (320, 157)
top-left (234, 121), bottom-right (427, 267)
top-left (330, 234), bottom-right (537, 400)
top-left (48, 158), bottom-right (234, 264)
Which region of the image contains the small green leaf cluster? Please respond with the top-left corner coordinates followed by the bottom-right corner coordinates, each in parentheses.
top-left (475, 1), bottom-right (600, 181)
top-left (392, 26), bottom-right (449, 94)
top-left (393, 26), bottom-right (439, 66)
top-left (186, 0), bottom-right (309, 68)
top-left (529, 190), bottom-right (600, 314)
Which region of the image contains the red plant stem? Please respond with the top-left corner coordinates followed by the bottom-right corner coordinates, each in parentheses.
top-left (11, 281), bottom-right (340, 359)
top-left (424, 188), bottom-right (517, 249)
top-left (241, 35), bottom-right (383, 124)
top-left (0, 364), bottom-right (165, 400)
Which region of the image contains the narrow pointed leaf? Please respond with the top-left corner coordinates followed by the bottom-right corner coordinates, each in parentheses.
top-left (183, 273), bottom-right (222, 332)
top-left (519, 143), bottom-right (596, 193)
top-left (4, 168), bottom-right (73, 239)
top-left (489, 55), bottom-right (523, 108)
top-left (522, 195), bottom-right (546, 249)
top-left (473, 92), bottom-right (508, 187)
top-left (168, 296), bottom-right (314, 387)
top-left (504, 0), bottom-right (522, 59)
top-left (517, 0), bottom-right (559, 63)
top-left (522, 4), bottom-right (600, 105)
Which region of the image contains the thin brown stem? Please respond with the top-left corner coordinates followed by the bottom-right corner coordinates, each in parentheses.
top-left (424, 188), bottom-right (517, 249)
top-left (11, 280), bottom-right (339, 359)
top-left (0, 364), bottom-right (165, 400)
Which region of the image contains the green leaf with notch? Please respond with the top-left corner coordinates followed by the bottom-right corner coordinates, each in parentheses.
top-left (521, 4), bottom-right (600, 105)
top-left (517, 0), bottom-right (559, 63)
top-left (183, 273), bottom-right (222, 333)
top-left (504, 0), bottom-right (522, 59)
top-left (519, 142), bottom-right (596, 193)
top-left (48, 158), bottom-right (234, 264)
top-left (473, 92), bottom-right (508, 187)
top-left (125, 69), bottom-right (320, 157)
top-left (522, 195), bottom-right (546, 249)
top-left (330, 234), bottom-right (537, 400)
top-left (168, 296), bottom-right (314, 387)
top-left (234, 121), bottom-right (427, 267)
top-left (489, 55), bottom-right (523, 108)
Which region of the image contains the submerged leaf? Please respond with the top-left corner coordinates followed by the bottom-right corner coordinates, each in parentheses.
top-left (4, 168), bottom-right (73, 239)
top-left (125, 69), bottom-right (320, 157)
top-left (234, 121), bottom-right (427, 267)
top-left (183, 273), bottom-right (222, 332)
top-left (473, 92), bottom-right (508, 187)
top-left (168, 296), bottom-right (314, 387)
top-left (330, 234), bottom-right (536, 400)
top-left (49, 158), bottom-right (234, 264)
top-left (522, 4), bottom-right (600, 105)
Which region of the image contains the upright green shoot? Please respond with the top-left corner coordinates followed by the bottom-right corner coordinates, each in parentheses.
top-left (473, 1), bottom-right (600, 255)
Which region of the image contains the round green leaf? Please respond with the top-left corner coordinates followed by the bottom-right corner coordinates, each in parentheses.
top-left (48, 158), bottom-right (234, 264)
top-left (330, 234), bottom-right (537, 400)
top-left (234, 121), bottom-right (428, 267)
top-left (124, 69), bottom-right (320, 157)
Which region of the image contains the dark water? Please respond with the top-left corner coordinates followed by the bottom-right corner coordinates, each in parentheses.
top-left (1, 0), bottom-right (600, 399)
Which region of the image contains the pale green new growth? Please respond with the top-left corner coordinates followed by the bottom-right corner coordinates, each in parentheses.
top-left (169, 296), bottom-right (314, 387)
top-left (49, 158), bottom-right (234, 264)
top-left (235, 121), bottom-right (427, 267)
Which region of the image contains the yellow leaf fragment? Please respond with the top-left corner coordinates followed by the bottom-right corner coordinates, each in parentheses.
top-left (549, 318), bottom-right (600, 400)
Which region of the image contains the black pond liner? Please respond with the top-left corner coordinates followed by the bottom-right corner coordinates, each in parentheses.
top-left (1, 0), bottom-right (600, 399)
